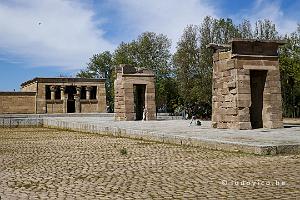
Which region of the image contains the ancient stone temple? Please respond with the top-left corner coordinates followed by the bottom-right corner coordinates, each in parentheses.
top-left (208, 39), bottom-right (285, 129)
top-left (0, 77), bottom-right (106, 114)
top-left (114, 65), bottom-right (156, 121)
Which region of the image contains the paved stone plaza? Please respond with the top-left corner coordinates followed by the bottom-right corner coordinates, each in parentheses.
top-left (0, 127), bottom-right (300, 199)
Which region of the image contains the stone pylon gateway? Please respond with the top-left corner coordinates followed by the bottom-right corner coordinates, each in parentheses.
top-left (114, 65), bottom-right (156, 121)
top-left (208, 39), bottom-right (286, 129)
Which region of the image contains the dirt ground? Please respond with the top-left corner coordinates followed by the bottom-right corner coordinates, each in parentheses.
top-left (0, 127), bottom-right (299, 199)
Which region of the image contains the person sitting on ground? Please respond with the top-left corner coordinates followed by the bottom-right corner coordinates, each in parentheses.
top-left (189, 115), bottom-right (197, 126)
top-left (196, 120), bottom-right (202, 126)
top-left (189, 115), bottom-right (202, 126)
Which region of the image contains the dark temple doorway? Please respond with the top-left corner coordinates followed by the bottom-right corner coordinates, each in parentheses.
top-left (250, 70), bottom-right (267, 129)
top-left (134, 84), bottom-right (146, 120)
top-left (66, 86), bottom-right (76, 113)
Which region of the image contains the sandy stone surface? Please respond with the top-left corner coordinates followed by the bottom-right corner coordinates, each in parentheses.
top-left (0, 127), bottom-right (299, 199)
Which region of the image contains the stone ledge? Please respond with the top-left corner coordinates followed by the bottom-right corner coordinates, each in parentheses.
top-left (0, 92), bottom-right (36, 96)
top-left (0, 113), bottom-right (114, 118)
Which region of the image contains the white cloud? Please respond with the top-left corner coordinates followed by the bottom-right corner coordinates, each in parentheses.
top-left (2, 0), bottom-right (296, 72)
top-left (237, 0), bottom-right (298, 35)
top-left (111, 0), bottom-right (217, 50)
top-left (0, 0), bottom-right (114, 70)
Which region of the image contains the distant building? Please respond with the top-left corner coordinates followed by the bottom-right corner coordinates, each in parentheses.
top-left (0, 77), bottom-right (106, 114)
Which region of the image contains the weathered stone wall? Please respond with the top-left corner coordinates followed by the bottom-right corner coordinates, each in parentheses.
top-left (212, 52), bottom-right (255, 129)
top-left (36, 83), bottom-right (47, 114)
top-left (96, 82), bottom-right (106, 113)
top-left (46, 101), bottom-right (64, 113)
top-left (0, 92), bottom-right (36, 114)
top-left (211, 40), bottom-right (283, 129)
top-left (114, 73), bottom-right (124, 119)
top-left (81, 101), bottom-right (99, 113)
top-left (21, 82), bottom-right (37, 92)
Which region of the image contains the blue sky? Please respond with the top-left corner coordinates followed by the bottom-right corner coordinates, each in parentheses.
top-left (0, 0), bottom-right (299, 91)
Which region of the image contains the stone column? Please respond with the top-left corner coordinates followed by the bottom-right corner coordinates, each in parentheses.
top-left (86, 86), bottom-right (92, 100)
top-left (50, 86), bottom-right (56, 101)
top-left (60, 86), bottom-right (65, 100)
top-left (75, 95), bottom-right (80, 113)
top-left (75, 86), bottom-right (81, 113)
top-left (64, 93), bottom-right (68, 112)
top-left (76, 86), bottom-right (81, 97)
top-left (60, 86), bottom-right (66, 113)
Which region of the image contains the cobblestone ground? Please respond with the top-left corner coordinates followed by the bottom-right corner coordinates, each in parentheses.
top-left (0, 128), bottom-right (299, 199)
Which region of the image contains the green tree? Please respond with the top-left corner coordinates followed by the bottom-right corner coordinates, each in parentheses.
top-left (174, 17), bottom-right (240, 117)
top-left (77, 51), bottom-right (114, 110)
top-left (279, 24), bottom-right (300, 117)
top-left (156, 77), bottom-right (180, 112)
top-left (254, 19), bottom-right (279, 39)
top-left (114, 32), bottom-right (172, 78)
top-left (135, 32), bottom-right (172, 79)
top-left (212, 18), bottom-right (240, 44)
top-left (113, 42), bottom-right (138, 66)
top-left (173, 25), bottom-right (200, 107)
top-left (238, 19), bottom-right (253, 39)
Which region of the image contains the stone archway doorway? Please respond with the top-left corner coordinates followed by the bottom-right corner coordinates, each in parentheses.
top-left (134, 84), bottom-right (146, 120)
top-left (250, 70), bottom-right (267, 129)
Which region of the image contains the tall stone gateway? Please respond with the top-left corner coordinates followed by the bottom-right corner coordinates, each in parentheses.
top-left (208, 39), bottom-right (286, 129)
top-left (114, 65), bottom-right (156, 121)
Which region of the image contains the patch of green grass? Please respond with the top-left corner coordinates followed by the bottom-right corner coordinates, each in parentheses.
top-left (13, 181), bottom-right (40, 189)
top-left (120, 147), bottom-right (128, 155)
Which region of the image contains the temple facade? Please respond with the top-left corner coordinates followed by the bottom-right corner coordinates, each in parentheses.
top-left (0, 77), bottom-right (106, 114)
